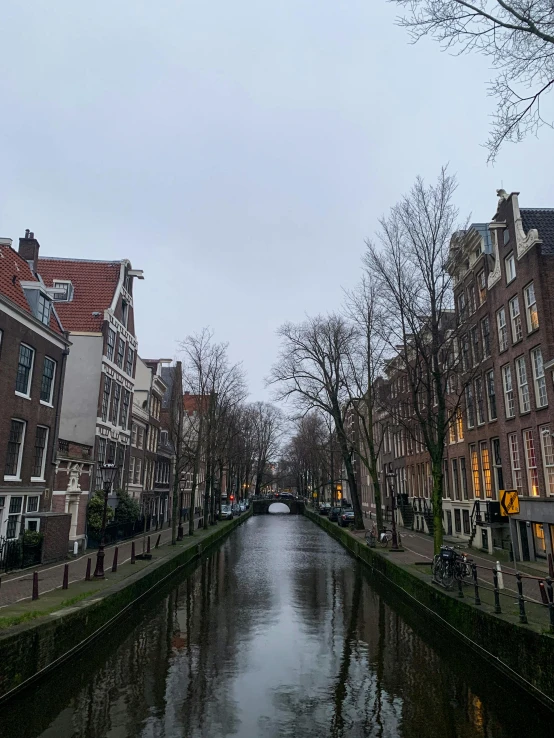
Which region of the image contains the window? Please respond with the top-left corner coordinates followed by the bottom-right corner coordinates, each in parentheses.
top-left (121, 300), bottom-right (129, 328)
top-left (126, 347), bottom-right (134, 376)
top-left (515, 356), bottom-right (531, 413)
top-left (503, 228), bottom-right (510, 246)
top-left (106, 329), bottom-right (116, 361)
top-left (40, 357), bottom-right (56, 404)
top-left (462, 509), bottom-right (470, 535)
top-left (480, 442), bottom-right (492, 498)
top-left (116, 338), bottom-right (125, 369)
top-left (4, 420), bottom-right (26, 479)
top-left (481, 316), bottom-right (491, 358)
top-left (116, 446), bottom-right (125, 489)
top-left (497, 308), bottom-right (508, 352)
top-left (470, 445), bottom-right (481, 498)
top-left (451, 459), bottom-right (460, 500)
top-left (32, 426), bottom-right (49, 480)
top-left (486, 370), bottom-right (497, 421)
top-left (508, 433), bottom-right (523, 494)
top-left (101, 376), bottom-right (112, 422)
top-left (458, 292), bottom-right (467, 322)
top-left (492, 438), bottom-right (504, 495)
top-left (509, 296), bottom-right (523, 343)
top-left (523, 429), bottom-right (539, 496)
top-left (106, 440), bottom-right (116, 465)
top-left (120, 389), bottom-right (130, 429)
top-left (531, 347), bottom-right (547, 408)
top-left (37, 293), bottom-right (51, 325)
top-left (129, 456), bottom-right (135, 483)
top-left (454, 508), bottom-right (462, 533)
top-left (524, 282), bottom-right (538, 332)
top-left (468, 284), bottom-right (477, 314)
top-left (137, 426), bottom-right (145, 449)
top-left (475, 377), bottom-right (485, 425)
top-left (459, 458), bottom-right (468, 501)
top-left (466, 384), bottom-right (475, 428)
top-left (16, 344), bottom-right (35, 396)
top-left (502, 364), bottom-right (515, 418)
top-left (456, 407), bottom-right (464, 441)
top-left (134, 457), bottom-right (142, 485)
top-left (110, 383), bottom-right (121, 425)
top-left (477, 270), bottom-right (486, 305)
top-left (52, 280), bottom-right (74, 302)
top-left (131, 423), bottom-right (137, 447)
top-left (461, 334), bottom-right (470, 371)
top-left (539, 427), bottom-right (554, 496)
top-left (95, 438), bottom-right (106, 490)
top-left (26, 496), bottom-right (39, 513)
top-left (6, 497), bottom-right (23, 539)
top-left (471, 325), bottom-right (481, 365)
top-left (505, 253), bottom-right (516, 283)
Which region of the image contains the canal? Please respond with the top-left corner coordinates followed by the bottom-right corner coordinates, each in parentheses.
top-left (1, 515), bottom-right (551, 737)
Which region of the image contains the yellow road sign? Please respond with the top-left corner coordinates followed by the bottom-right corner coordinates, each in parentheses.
top-left (500, 489), bottom-right (519, 516)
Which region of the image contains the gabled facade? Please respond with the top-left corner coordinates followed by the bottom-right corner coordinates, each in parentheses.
top-left (0, 234), bottom-right (70, 548)
top-left (33, 246), bottom-right (143, 550)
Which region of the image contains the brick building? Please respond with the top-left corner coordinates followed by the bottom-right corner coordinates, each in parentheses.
top-left (32, 244), bottom-right (143, 548)
top-left (0, 235), bottom-right (71, 551)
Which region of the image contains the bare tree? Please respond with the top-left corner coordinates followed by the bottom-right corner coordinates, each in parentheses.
top-left (365, 167), bottom-right (468, 553)
top-left (343, 276), bottom-right (387, 533)
top-left (391, 1), bottom-right (554, 159)
top-left (250, 402), bottom-right (285, 496)
top-left (163, 361), bottom-right (185, 544)
top-left (268, 314), bottom-right (365, 529)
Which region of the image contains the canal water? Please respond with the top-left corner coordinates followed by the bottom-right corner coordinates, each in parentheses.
top-left (2, 515), bottom-right (551, 738)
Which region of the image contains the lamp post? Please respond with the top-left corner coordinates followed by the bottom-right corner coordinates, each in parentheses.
top-left (94, 463), bottom-right (119, 579)
top-left (385, 469), bottom-right (400, 551)
top-left (177, 488), bottom-right (184, 541)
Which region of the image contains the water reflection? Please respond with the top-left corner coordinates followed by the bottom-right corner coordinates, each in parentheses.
top-left (1, 516), bottom-right (551, 738)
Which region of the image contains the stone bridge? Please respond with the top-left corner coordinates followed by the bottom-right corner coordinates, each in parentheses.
top-left (251, 498), bottom-right (305, 515)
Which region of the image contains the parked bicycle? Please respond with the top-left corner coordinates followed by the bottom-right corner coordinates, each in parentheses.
top-left (432, 546), bottom-right (472, 589)
top-left (378, 528), bottom-right (401, 548)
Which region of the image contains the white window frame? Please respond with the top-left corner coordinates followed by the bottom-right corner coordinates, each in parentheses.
top-left (502, 364), bottom-right (515, 419)
top-left (508, 433), bottom-right (523, 494)
top-left (497, 307), bottom-right (508, 352)
top-left (509, 295), bottom-right (522, 343)
top-left (524, 282), bottom-right (539, 333)
top-left (531, 347), bottom-right (548, 408)
top-left (26, 496), bottom-right (40, 513)
top-left (15, 343), bottom-right (35, 399)
top-left (515, 356), bottom-right (531, 413)
top-left (523, 429), bottom-right (539, 496)
top-left (539, 427), bottom-right (554, 497)
top-left (40, 356), bottom-right (57, 406)
top-left (505, 252), bottom-right (516, 284)
top-left (4, 419), bottom-right (27, 481)
top-left (52, 280), bottom-right (74, 302)
top-left (31, 425), bottom-right (49, 482)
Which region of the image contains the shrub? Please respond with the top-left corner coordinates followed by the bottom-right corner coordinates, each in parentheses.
top-left (87, 491), bottom-right (114, 532)
top-left (114, 489), bottom-right (141, 524)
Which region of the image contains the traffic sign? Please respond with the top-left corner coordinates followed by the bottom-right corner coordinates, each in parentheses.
top-left (500, 489), bottom-right (520, 516)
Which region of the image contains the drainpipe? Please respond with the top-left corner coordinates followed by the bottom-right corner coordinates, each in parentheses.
top-left (49, 337), bottom-right (70, 512)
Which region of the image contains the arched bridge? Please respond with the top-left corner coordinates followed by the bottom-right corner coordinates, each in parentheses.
top-left (251, 497), bottom-right (305, 515)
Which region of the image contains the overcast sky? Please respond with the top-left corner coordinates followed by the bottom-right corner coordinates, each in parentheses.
top-left (1, 1), bottom-right (553, 401)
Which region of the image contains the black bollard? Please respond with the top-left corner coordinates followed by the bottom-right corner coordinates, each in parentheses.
top-left (472, 563), bottom-right (481, 605)
top-left (457, 576), bottom-right (464, 598)
top-left (112, 546), bottom-right (118, 573)
top-left (155, 534), bottom-right (161, 549)
top-left (85, 557), bottom-right (92, 582)
top-left (492, 568), bottom-right (501, 614)
top-left (32, 571), bottom-right (39, 601)
top-left (546, 578), bottom-right (554, 634)
top-left (147, 536), bottom-right (151, 554)
top-left (62, 563), bottom-right (69, 590)
top-left (131, 541), bottom-right (136, 564)
top-left (516, 572), bottom-right (528, 624)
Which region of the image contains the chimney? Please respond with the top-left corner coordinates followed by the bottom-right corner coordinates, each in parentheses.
top-left (18, 230), bottom-right (40, 273)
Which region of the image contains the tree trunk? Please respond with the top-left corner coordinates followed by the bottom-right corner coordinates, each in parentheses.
top-left (203, 457), bottom-right (211, 530)
top-left (370, 468), bottom-right (383, 533)
top-left (171, 462), bottom-right (180, 544)
top-left (431, 458), bottom-right (444, 554)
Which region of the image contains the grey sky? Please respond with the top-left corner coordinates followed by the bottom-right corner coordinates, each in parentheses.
top-left (1, 1), bottom-right (553, 400)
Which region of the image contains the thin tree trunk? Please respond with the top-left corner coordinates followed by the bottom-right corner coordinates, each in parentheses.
top-left (431, 458), bottom-right (444, 554)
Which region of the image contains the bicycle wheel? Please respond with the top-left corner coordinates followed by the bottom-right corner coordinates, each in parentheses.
top-left (379, 533), bottom-right (389, 548)
top-left (442, 562), bottom-right (454, 589)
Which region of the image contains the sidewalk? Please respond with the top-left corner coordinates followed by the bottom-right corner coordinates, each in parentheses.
top-left (0, 518), bottom-right (201, 609)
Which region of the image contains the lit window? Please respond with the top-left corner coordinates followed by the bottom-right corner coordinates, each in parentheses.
top-left (523, 429), bottom-right (539, 496)
top-left (508, 433), bottom-right (523, 493)
top-left (477, 270), bottom-right (486, 305)
top-left (509, 296), bottom-right (522, 343)
top-left (4, 420), bottom-right (26, 479)
top-left (505, 253), bottom-right (516, 283)
top-left (456, 407), bottom-right (464, 440)
top-left (497, 307), bottom-right (508, 352)
top-left (524, 282), bottom-right (539, 332)
top-left (16, 344), bottom-right (35, 396)
top-left (539, 427), bottom-right (554, 496)
top-left (31, 426), bottom-right (49, 480)
top-left (531, 347), bottom-right (547, 408)
top-left (40, 357), bottom-right (56, 404)
top-left (502, 364), bottom-right (515, 418)
top-left (515, 356), bottom-right (531, 413)
top-left (470, 445), bottom-right (481, 498)
top-left (480, 442), bottom-right (492, 498)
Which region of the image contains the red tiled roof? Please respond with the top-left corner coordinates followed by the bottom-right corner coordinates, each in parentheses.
top-left (0, 244), bottom-right (63, 334)
top-left (38, 257), bottom-right (121, 332)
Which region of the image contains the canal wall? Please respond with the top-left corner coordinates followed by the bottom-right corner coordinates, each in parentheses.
top-left (0, 511), bottom-right (251, 703)
top-left (304, 507), bottom-right (554, 712)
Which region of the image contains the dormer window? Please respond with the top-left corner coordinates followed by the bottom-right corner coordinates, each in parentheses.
top-left (37, 293), bottom-right (51, 325)
top-left (22, 284), bottom-right (52, 325)
top-left (52, 280), bottom-right (74, 302)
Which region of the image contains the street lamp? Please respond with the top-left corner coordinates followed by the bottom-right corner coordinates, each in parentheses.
top-left (93, 463), bottom-right (119, 579)
top-left (177, 488), bottom-right (184, 541)
top-left (385, 468), bottom-right (400, 551)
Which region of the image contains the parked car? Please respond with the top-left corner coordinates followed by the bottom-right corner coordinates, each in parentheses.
top-left (232, 504), bottom-right (240, 515)
top-left (319, 504), bottom-right (330, 516)
top-left (239, 501), bottom-right (246, 513)
top-left (220, 504), bottom-right (233, 520)
top-left (338, 509), bottom-right (355, 527)
top-left (328, 506), bottom-right (342, 522)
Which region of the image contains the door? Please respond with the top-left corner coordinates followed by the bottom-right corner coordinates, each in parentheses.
top-left (518, 521), bottom-right (531, 561)
top-left (446, 511), bottom-right (453, 536)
